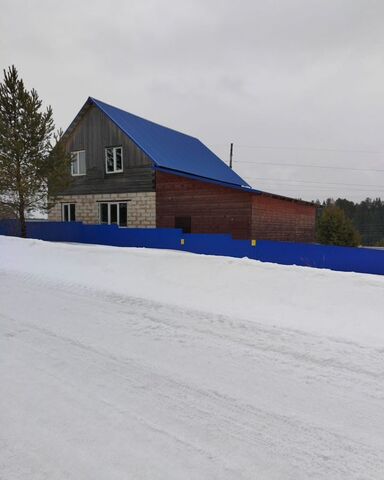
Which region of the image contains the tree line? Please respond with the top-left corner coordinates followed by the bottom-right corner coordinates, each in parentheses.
top-left (315, 198), bottom-right (384, 247)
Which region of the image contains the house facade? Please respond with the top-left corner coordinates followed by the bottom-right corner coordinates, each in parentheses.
top-left (49, 97), bottom-right (316, 242)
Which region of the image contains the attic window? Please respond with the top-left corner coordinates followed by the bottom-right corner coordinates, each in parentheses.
top-left (105, 146), bottom-right (123, 173)
top-left (71, 150), bottom-right (86, 176)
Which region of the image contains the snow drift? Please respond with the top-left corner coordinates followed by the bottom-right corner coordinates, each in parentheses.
top-left (1, 236), bottom-right (384, 345)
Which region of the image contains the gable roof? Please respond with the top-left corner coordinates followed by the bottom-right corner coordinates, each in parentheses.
top-left (64, 97), bottom-right (315, 205)
top-left (82, 97), bottom-right (251, 189)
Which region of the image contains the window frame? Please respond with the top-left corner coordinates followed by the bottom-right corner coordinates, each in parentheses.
top-left (62, 203), bottom-right (76, 222)
top-left (99, 202), bottom-right (128, 227)
top-left (105, 146), bottom-right (123, 174)
top-left (71, 150), bottom-right (86, 176)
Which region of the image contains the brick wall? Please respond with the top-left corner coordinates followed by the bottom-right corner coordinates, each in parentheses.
top-left (48, 192), bottom-right (156, 227)
top-left (48, 176), bottom-right (316, 241)
top-left (251, 194), bottom-right (316, 242)
top-left (156, 172), bottom-right (252, 239)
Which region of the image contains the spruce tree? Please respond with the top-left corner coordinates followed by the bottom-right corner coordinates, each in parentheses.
top-left (316, 205), bottom-right (361, 247)
top-left (0, 65), bottom-right (71, 237)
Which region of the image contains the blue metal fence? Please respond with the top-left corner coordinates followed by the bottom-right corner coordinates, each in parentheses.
top-left (1, 219), bottom-right (384, 276)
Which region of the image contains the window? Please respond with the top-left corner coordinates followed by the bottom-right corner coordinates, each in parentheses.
top-left (99, 202), bottom-right (127, 227)
top-left (62, 203), bottom-right (76, 222)
top-left (71, 150), bottom-right (86, 176)
top-left (105, 146), bottom-right (123, 173)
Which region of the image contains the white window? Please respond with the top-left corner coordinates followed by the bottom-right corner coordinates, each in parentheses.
top-left (105, 146), bottom-right (123, 173)
top-left (99, 202), bottom-right (127, 227)
top-left (62, 203), bottom-right (76, 222)
top-left (71, 150), bottom-right (86, 176)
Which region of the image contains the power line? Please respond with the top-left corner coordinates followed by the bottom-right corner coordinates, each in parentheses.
top-left (256, 186), bottom-right (380, 193)
top-left (211, 143), bottom-right (382, 154)
top-left (237, 161), bottom-right (384, 173)
top-left (246, 181), bottom-right (384, 195)
top-left (253, 181), bottom-right (381, 189)
top-left (236, 145), bottom-right (382, 154)
top-left (247, 176), bottom-right (384, 189)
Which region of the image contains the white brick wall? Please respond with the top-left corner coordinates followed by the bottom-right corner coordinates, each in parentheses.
top-left (48, 192), bottom-right (156, 227)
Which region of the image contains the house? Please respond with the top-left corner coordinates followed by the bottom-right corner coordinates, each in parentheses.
top-left (49, 97), bottom-right (316, 242)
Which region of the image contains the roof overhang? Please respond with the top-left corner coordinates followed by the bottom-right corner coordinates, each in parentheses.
top-left (154, 165), bottom-right (261, 194)
top-left (155, 166), bottom-right (316, 206)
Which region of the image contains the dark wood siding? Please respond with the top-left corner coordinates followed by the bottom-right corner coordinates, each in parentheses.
top-left (156, 172), bottom-right (252, 239)
top-left (61, 105), bottom-right (155, 195)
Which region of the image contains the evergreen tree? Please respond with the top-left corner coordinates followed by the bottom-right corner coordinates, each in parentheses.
top-left (0, 65), bottom-right (71, 237)
top-left (315, 198), bottom-right (384, 245)
top-left (316, 205), bottom-right (360, 247)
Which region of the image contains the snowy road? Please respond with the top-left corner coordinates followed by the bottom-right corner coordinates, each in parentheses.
top-left (1, 238), bottom-right (384, 479)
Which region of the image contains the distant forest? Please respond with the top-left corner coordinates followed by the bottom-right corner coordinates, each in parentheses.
top-left (314, 198), bottom-right (384, 246)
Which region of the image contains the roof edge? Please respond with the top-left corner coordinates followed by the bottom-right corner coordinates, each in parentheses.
top-left (156, 166), bottom-right (316, 206)
top-left (90, 97), bottom-right (163, 169)
top-left (154, 166), bottom-right (261, 194)
top-left (62, 97), bottom-right (93, 141)
top-left (258, 190), bottom-right (316, 206)
top-left (89, 97), bottom-right (201, 142)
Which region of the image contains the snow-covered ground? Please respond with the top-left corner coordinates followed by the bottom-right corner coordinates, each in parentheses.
top-left (1, 236), bottom-right (384, 479)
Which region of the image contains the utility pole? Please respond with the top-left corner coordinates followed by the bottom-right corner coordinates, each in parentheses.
top-left (229, 142), bottom-right (233, 169)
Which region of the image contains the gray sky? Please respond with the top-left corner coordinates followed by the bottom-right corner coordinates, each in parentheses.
top-left (1, 0), bottom-right (384, 201)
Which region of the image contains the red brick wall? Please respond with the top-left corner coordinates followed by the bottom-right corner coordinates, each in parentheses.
top-left (251, 194), bottom-right (316, 242)
top-left (156, 171), bottom-right (317, 242)
top-left (156, 172), bottom-right (252, 239)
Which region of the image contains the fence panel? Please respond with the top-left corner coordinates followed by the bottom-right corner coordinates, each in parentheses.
top-left (1, 220), bottom-right (384, 276)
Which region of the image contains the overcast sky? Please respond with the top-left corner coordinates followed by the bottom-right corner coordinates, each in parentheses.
top-left (1, 0), bottom-right (383, 201)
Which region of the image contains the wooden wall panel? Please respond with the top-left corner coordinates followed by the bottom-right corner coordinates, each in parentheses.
top-left (62, 105), bottom-right (155, 195)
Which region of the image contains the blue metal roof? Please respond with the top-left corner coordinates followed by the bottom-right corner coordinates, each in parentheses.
top-left (89, 97), bottom-right (251, 189)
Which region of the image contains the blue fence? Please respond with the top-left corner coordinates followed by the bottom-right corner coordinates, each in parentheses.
top-left (1, 219), bottom-right (384, 276)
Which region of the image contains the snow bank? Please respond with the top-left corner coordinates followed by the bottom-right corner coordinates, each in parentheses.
top-left (1, 236), bottom-right (383, 345)
top-left (2, 236), bottom-right (384, 479)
